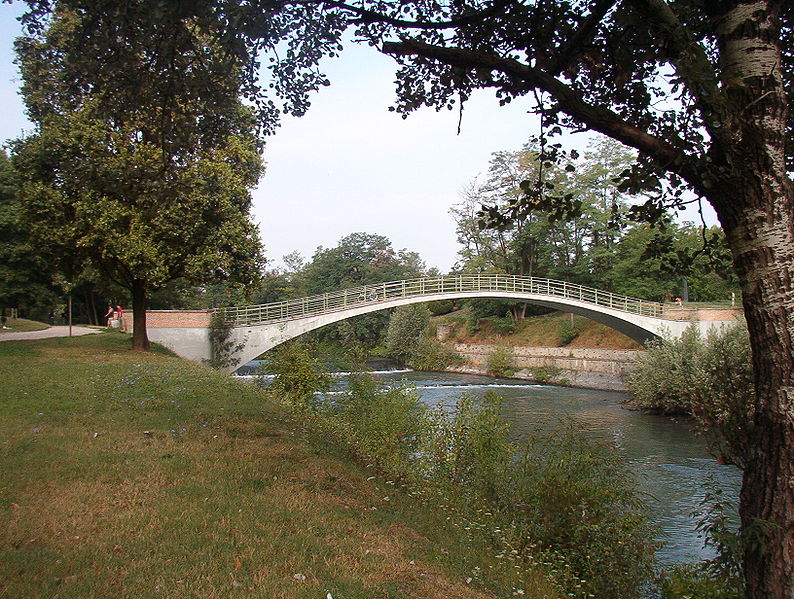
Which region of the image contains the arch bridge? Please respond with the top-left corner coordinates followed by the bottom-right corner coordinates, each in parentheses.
top-left (146, 275), bottom-right (741, 372)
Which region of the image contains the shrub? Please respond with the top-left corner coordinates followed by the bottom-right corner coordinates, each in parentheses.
top-left (503, 425), bottom-right (657, 598)
top-left (309, 379), bottom-right (656, 598)
top-left (558, 317), bottom-right (580, 345)
top-left (262, 342), bottom-right (333, 407)
top-left (205, 311), bottom-right (242, 369)
top-left (659, 486), bottom-right (744, 599)
top-left (427, 299), bottom-right (455, 315)
top-left (483, 314), bottom-right (516, 335)
top-left (530, 365), bottom-right (562, 383)
top-left (407, 337), bottom-right (465, 371)
top-left (326, 373), bottom-right (427, 476)
top-left (624, 324), bottom-right (754, 467)
top-left (417, 392), bottom-right (512, 501)
top-left (385, 304), bottom-right (431, 365)
top-left (486, 345), bottom-right (517, 377)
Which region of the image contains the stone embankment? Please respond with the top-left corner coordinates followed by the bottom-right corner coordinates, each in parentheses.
top-left (446, 343), bottom-right (642, 391)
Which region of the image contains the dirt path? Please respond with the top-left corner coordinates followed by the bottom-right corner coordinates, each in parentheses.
top-left (0, 325), bottom-right (102, 342)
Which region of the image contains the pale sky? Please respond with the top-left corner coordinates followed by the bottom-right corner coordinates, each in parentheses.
top-left (0, 4), bottom-right (713, 273)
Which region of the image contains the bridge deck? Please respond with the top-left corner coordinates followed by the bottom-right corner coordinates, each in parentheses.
top-left (220, 275), bottom-right (664, 327)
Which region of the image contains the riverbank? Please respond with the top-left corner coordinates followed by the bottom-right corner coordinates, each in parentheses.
top-left (0, 332), bottom-right (558, 599)
top-left (427, 310), bottom-right (643, 390)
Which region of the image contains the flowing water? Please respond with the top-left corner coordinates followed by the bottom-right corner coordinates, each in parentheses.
top-left (237, 362), bottom-right (742, 566)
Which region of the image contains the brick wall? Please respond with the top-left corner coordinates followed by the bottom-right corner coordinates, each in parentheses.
top-left (145, 310), bottom-right (212, 328)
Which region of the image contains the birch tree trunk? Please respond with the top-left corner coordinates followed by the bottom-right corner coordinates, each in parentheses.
top-left (713, 5), bottom-right (793, 595)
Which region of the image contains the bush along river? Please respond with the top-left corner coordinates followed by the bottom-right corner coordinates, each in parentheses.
top-left (236, 360), bottom-right (741, 567)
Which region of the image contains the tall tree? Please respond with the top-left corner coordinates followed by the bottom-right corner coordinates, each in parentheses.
top-left (0, 149), bottom-right (59, 318)
top-left (19, 1), bottom-right (794, 594)
top-left (14, 5), bottom-right (265, 350)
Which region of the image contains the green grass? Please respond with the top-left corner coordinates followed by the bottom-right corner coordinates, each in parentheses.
top-left (0, 317), bottom-right (50, 332)
top-left (0, 333), bottom-right (560, 599)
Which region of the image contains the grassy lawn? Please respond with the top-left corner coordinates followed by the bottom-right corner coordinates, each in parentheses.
top-left (1, 318), bottom-right (50, 332)
top-left (0, 333), bottom-right (558, 599)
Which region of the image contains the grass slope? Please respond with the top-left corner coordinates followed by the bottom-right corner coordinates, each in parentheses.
top-left (433, 310), bottom-right (643, 350)
top-left (0, 318), bottom-right (50, 333)
top-left (0, 333), bottom-right (558, 599)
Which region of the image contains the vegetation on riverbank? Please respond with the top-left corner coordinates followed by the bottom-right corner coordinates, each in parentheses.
top-left (623, 325), bottom-right (750, 598)
top-left (624, 324), bottom-right (753, 469)
top-left (265, 344), bottom-right (658, 599)
top-left (1, 333), bottom-right (562, 599)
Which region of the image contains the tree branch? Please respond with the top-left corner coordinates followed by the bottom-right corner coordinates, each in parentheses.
top-left (291, 0), bottom-right (514, 30)
top-left (546, 0), bottom-right (617, 76)
top-left (627, 0), bottom-right (727, 128)
top-left (382, 38), bottom-right (703, 186)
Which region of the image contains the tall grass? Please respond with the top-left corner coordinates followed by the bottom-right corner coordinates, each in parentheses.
top-left (271, 359), bottom-right (658, 599)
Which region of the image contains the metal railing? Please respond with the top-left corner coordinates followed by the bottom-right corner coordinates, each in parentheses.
top-left (218, 275), bottom-right (663, 327)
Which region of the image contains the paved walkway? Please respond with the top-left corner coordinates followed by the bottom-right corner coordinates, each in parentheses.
top-left (0, 325), bottom-right (102, 342)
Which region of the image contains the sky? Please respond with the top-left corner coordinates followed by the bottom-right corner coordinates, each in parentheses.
top-left (0, 4), bottom-right (714, 274)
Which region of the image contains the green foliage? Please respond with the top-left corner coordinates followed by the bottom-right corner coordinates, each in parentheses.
top-left (418, 392), bottom-right (511, 501)
top-left (426, 299), bottom-right (455, 315)
top-left (13, 6), bottom-right (265, 348)
top-left (406, 337), bottom-right (465, 371)
top-left (482, 314), bottom-right (516, 335)
top-left (625, 324), bottom-right (754, 467)
top-left (311, 380), bottom-right (655, 598)
top-left (503, 425), bottom-right (657, 598)
top-left (558, 318), bottom-right (580, 344)
top-left (0, 150), bottom-right (59, 315)
top-left (659, 486), bottom-right (744, 599)
top-left (384, 303), bottom-right (431, 365)
top-left (486, 345), bottom-right (517, 377)
top-left (326, 373), bottom-right (427, 475)
top-left (262, 343), bottom-right (333, 408)
top-left (205, 312), bottom-right (241, 370)
top-left (296, 233), bottom-right (428, 346)
top-left (530, 365), bottom-right (562, 384)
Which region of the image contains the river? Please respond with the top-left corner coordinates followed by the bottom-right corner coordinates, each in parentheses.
top-left (237, 362), bottom-right (742, 566)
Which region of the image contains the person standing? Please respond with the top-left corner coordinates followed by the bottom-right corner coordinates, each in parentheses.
top-left (103, 306), bottom-right (114, 327)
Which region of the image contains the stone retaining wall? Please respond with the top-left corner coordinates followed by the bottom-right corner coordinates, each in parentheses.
top-left (450, 343), bottom-right (644, 391)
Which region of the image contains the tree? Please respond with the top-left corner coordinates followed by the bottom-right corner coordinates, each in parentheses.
top-left (261, 3), bottom-right (790, 595)
top-left (384, 303), bottom-right (431, 365)
top-left (14, 5), bottom-right (265, 350)
top-left (19, 1), bottom-right (794, 594)
top-left (0, 150), bottom-right (59, 318)
top-left (299, 232), bottom-right (428, 346)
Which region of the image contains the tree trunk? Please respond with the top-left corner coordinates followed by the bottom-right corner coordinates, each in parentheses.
top-left (709, 5), bottom-right (793, 596)
top-left (717, 184), bottom-right (794, 599)
top-left (88, 289), bottom-right (98, 326)
top-left (131, 279), bottom-right (149, 351)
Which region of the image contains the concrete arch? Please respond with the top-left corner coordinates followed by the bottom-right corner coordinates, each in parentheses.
top-left (226, 290), bottom-right (686, 371)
